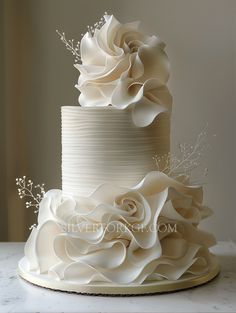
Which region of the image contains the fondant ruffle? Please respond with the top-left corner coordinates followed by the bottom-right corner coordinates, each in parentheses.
top-left (24, 171), bottom-right (215, 285)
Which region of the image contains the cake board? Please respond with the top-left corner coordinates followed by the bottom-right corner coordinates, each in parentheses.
top-left (18, 255), bottom-right (220, 296)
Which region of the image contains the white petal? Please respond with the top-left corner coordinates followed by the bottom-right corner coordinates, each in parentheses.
top-left (35, 221), bottom-right (62, 273)
top-left (132, 96), bottom-right (167, 127)
top-left (24, 227), bottom-right (39, 271)
top-left (78, 85), bottom-right (110, 107)
top-left (138, 45), bottom-right (170, 84)
top-left (80, 32), bottom-right (106, 65)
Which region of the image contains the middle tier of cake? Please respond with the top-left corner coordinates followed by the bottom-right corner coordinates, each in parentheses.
top-left (61, 106), bottom-right (170, 196)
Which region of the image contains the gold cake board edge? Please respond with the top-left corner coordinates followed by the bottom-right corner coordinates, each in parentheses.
top-left (18, 255), bottom-right (220, 296)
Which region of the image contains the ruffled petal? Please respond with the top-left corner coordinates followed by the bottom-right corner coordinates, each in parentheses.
top-left (78, 84), bottom-right (111, 107)
top-left (35, 221), bottom-right (62, 273)
top-left (24, 227), bottom-right (39, 271)
top-left (137, 44), bottom-right (170, 84)
top-left (80, 32), bottom-right (106, 65)
top-left (132, 96), bottom-right (167, 127)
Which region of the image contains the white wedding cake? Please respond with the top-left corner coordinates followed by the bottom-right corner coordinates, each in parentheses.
top-left (18, 14), bottom-right (219, 295)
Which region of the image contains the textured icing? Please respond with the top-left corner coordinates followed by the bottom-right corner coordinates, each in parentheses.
top-left (62, 106), bottom-right (170, 196)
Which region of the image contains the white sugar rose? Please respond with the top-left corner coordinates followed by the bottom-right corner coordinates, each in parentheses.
top-left (114, 191), bottom-right (151, 229)
top-left (75, 15), bottom-right (172, 127)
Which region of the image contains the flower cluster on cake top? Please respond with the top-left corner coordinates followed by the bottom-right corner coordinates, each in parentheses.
top-left (57, 14), bottom-right (172, 127)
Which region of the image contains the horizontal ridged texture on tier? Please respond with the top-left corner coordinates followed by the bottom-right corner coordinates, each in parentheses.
top-left (61, 106), bottom-right (170, 196)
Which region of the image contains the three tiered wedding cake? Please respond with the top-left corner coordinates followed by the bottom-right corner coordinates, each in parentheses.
top-left (18, 14), bottom-right (219, 295)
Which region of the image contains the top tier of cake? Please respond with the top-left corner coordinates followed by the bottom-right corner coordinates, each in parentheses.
top-left (62, 106), bottom-right (170, 196)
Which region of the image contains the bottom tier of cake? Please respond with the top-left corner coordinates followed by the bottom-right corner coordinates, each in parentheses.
top-left (18, 171), bottom-right (219, 294)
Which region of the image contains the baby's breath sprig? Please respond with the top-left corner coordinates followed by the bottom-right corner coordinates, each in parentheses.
top-left (16, 176), bottom-right (45, 213)
top-left (86, 12), bottom-right (108, 36)
top-left (56, 11), bottom-right (108, 63)
top-left (153, 125), bottom-right (210, 183)
top-left (56, 30), bottom-right (81, 63)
